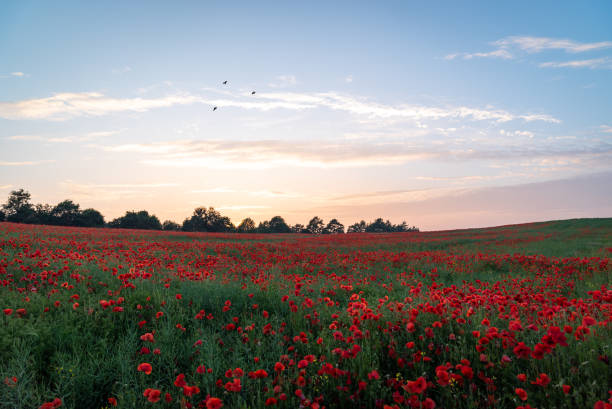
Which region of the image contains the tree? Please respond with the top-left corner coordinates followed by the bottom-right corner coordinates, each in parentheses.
top-left (365, 218), bottom-right (392, 233)
top-left (51, 199), bottom-right (81, 226)
top-left (323, 218), bottom-right (344, 234)
top-left (34, 203), bottom-right (53, 225)
top-left (268, 216), bottom-right (291, 233)
top-left (78, 208), bottom-right (105, 227)
top-left (256, 220), bottom-right (271, 233)
top-left (306, 216), bottom-right (324, 234)
top-left (162, 220), bottom-right (181, 231)
top-left (2, 189), bottom-right (36, 223)
top-left (0, 209), bottom-right (4, 221)
top-left (291, 223), bottom-right (305, 233)
top-left (182, 207), bottom-right (234, 232)
top-left (347, 220), bottom-right (367, 233)
top-left (109, 210), bottom-right (162, 230)
top-left (237, 218), bottom-right (256, 233)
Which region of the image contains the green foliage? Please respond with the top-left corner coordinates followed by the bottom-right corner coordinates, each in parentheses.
top-left (109, 210), bottom-right (162, 230)
top-left (162, 220), bottom-right (181, 231)
top-left (182, 207), bottom-right (234, 232)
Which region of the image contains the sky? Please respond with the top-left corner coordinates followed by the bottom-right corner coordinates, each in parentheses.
top-left (1, 0), bottom-right (611, 230)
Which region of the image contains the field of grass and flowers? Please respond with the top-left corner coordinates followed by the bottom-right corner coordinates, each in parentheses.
top-left (1, 219), bottom-right (611, 409)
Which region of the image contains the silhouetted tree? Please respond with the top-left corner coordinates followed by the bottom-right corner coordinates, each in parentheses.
top-left (323, 218), bottom-right (344, 234)
top-left (306, 216), bottom-right (324, 234)
top-left (162, 220), bottom-right (181, 231)
top-left (237, 217), bottom-right (256, 233)
top-left (291, 223), bottom-right (306, 233)
top-left (3, 189), bottom-right (37, 223)
top-left (0, 209), bottom-right (4, 221)
top-left (109, 210), bottom-right (162, 230)
top-left (34, 203), bottom-right (53, 225)
top-left (256, 220), bottom-right (271, 233)
top-left (182, 207), bottom-right (234, 232)
top-left (347, 220), bottom-right (367, 233)
top-left (269, 216), bottom-right (291, 233)
top-left (78, 208), bottom-right (105, 227)
top-left (366, 218), bottom-right (392, 233)
top-left (51, 200), bottom-right (81, 226)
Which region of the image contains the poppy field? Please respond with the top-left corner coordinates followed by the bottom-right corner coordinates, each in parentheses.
top-left (1, 219), bottom-right (611, 409)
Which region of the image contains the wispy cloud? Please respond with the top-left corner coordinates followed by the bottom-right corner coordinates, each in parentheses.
top-left (192, 187), bottom-right (302, 198)
top-left (5, 130), bottom-right (121, 143)
top-left (93, 136), bottom-right (611, 170)
top-left (494, 36), bottom-right (612, 53)
top-left (0, 89), bottom-right (559, 124)
top-left (345, 75), bottom-right (353, 83)
top-left (447, 36), bottom-right (612, 68)
top-left (0, 72), bottom-right (28, 79)
top-left (539, 58), bottom-right (612, 69)
top-left (217, 205), bottom-right (270, 211)
top-left (268, 75), bottom-right (298, 88)
top-left (59, 181), bottom-right (178, 200)
top-left (252, 92), bottom-right (559, 123)
top-left (0, 92), bottom-right (199, 120)
top-left (0, 184), bottom-right (13, 190)
top-left (0, 160), bottom-right (55, 166)
top-left (601, 125), bottom-right (612, 134)
top-left (112, 66), bottom-right (132, 74)
top-left (445, 49), bottom-right (513, 60)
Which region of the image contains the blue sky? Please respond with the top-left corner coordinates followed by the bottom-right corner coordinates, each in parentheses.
top-left (1, 1), bottom-right (611, 229)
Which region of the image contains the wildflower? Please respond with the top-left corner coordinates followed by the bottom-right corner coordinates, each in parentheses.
top-left (206, 397), bottom-right (223, 409)
top-left (137, 363), bottom-right (152, 375)
top-left (515, 388), bottom-right (528, 401)
top-left (39, 398), bottom-right (62, 409)
top-left (143, 388), bottom-right (161, 403)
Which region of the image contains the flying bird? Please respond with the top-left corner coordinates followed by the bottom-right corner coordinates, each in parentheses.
top-left (222, 81), bottom-right (227, 85)
top-left (213, 106), bottom-right (217, 111)
top-left (251, 91), bottom-right (256, 95)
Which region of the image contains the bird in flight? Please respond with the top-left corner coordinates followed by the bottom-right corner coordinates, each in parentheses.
top-left (251, 91), bottom-right (256, 95)
top-left (213, 106), bottom-right (218, 111)
top-left (222, 81), bottom-right (227, 85)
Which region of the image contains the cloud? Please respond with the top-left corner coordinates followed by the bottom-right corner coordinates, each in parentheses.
top-left (539, 58), bottom-right (612, 69)
top-left (11, 72), bottom-right (25, 77)
top-left (217, 205), bottom-right (270, 211)
top-left (446, 49), bottom-right (513, 60)
top-left (0, 184), bottom-right (13, 190)
top-left (5, 130), bottom-right (121, 143)
top-left (0, 89), bottom-right (559, 125)
top-left (0, 160), bottom-right (55, 166)
top-left (268, 75), bottom-right (298, 88)
top-left (253, 92), bottom-right (559, 123)
top-left (0, 92), bottom-right (199, 120)
top-left (192, 187), bottom-right (302, 198)
top-left (448, 36), bottom-right (612, 67)
top-left (602, 125), bottom-right (612, 133)
top-left (345, 75), bottom-right (353, 83)
top-left (494, 36), bottom-right (612, 53)
top-left (59, 181), bottom-right (178, 201)
top-left (112, 66), bottom-right (132, 74)
top-left (306, 172), bottom-right (612, 230)
top-left (93, 136), bottom-right (611, 170)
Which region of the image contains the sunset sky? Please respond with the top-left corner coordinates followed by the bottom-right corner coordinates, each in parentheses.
top-left (1, 1), bottom-right (611, 230)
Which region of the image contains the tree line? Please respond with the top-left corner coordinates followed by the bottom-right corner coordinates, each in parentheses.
top-left (0, 189), bottom-right (419, 234)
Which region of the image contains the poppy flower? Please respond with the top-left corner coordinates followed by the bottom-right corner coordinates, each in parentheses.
top-left (515, 388), bottom-right (528, 401)
top-left (206, 397), bottom-right (223, 409)
top-left (143, 388), bottom-right (161, 403)
top-left (137, 363), bottom-right (152, 375)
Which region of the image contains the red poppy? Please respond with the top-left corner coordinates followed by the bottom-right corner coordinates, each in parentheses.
top-left (137, 363), bottom-right (152, 375)
top-left (515, 388), bottom-right (528, 401)
top-left (206, 397), bottom-right (223, 409)
top-left (143, 388), bottom-right (161, 403)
